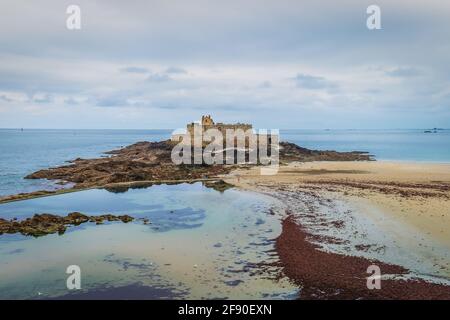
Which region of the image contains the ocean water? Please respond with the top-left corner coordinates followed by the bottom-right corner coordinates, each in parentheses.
top-left (0, 129), bottom-right (170, 196)
top-left (0, 128), bottom-right (449, 196)
top-left (282, 129), bottom-right (450, 162)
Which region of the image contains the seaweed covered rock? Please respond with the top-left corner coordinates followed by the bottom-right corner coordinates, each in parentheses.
top-left (23, 139), bottom-right (373, 190)
top-left (0, 213), bottom-right (135, 237)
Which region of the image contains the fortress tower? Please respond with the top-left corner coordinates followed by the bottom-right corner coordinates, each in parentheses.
top-left (201, 115), bottom-right (214, 126)
top-left (172, 115), bottom-right (254, 145)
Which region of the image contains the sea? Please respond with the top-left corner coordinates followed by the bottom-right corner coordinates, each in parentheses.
top-left (0, 128), bottom-right (449, 197)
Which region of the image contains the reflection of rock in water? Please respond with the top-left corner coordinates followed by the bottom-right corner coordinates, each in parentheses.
top-left (103, 253), bottom-right (157, 272)
top-left (104, 182), bottom-right (154, 193)
top-left (223, 279), bottom-right (243, 287)
top-left (0, 183), bottom-right (299, 299)
top-left (104, 181), bottom-right (184, 194)
top-left (46, 282), bottom-right (188, 300)
top-left (142, 207), bottom-right (206, 232)
top-left (7, 248), bottom-right (25, 254)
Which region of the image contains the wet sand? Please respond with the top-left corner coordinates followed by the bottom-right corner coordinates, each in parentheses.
top-left (224, 161), bottom-right (450, 245)
top-left (223, 161), bottom-right (450, 299)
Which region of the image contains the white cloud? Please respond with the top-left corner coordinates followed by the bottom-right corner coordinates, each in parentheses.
top-left (0, 1), bottom-right (449, 128)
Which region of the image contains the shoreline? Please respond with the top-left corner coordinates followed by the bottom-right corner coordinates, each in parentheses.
top-left (0, 178), bottom-right (228, 205)
top-left (376, 159), bottom-right (450, 165)
top-left (222, 160), bottom-right (450, 298)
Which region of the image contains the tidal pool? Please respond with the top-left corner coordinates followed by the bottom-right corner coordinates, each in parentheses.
top-left (0, 182), bottom-right (297, 299)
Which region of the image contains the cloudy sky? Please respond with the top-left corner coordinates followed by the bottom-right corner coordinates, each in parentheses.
top-left (0, 0), bottom-right (449, 129)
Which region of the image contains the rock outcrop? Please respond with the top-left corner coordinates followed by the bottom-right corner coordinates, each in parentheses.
top-left (24, 140), bottom-right (373, 190)
top-left (0, 212), bottom-right (134, 237)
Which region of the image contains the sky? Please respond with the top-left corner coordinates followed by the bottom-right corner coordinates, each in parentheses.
top-left (0, 0), bottom-right (449, 129)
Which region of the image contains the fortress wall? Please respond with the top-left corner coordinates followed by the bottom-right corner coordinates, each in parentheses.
top-left (187, 123), bottom-right (252, 135)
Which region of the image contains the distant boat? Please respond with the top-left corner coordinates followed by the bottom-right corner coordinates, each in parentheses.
top-left (424, 130), bottom-right (432, 133)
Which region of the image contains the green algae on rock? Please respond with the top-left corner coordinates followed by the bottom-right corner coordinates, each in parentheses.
top-left (0, 212), bottom-right (135, 237)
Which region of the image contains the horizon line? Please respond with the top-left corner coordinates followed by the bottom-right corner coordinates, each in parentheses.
top-left (0, 127), bottom-right (448, 131)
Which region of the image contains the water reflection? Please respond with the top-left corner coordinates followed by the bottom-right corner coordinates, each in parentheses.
top-left (0, 183), bottom-right (297, 299)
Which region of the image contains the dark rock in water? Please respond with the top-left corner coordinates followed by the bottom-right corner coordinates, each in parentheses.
top-left (44, 282), bottom-right (187, 300)
top-left (22, 139), bottom-right (373, 192)
top-left (67, 212), bottom-right (90, 225)
top-left (213, 242), bottom-right (223, 248)
top-left (24, 140), bottom-right (234, 189)
top-left (279, 141), bottom-right (373, 162)
top-left (224, 280), bottom-right (244, 287)
top-left (255, 218), bottom-right (265, 225)
top-left (0, 213), bottom-right (134, 238)
top-left (118, 215), bottom-right (133, 223)
top-left (8, 248), bottom-right (25, 254)
top-left (203, 180), bottom-right (234, 192)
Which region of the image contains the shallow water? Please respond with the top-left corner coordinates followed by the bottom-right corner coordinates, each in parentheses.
top-left (0, 183), bottom-right (297, 299)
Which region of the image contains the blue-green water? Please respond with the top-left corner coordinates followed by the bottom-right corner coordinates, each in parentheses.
top-left (282, 129), bottom-right (450, 162)
top-left (0, 129), bottom-right (170, 196)
top-left (0, 183), bottom-right (296, 299)
top-left (0, 128), bottom-right (449, 196)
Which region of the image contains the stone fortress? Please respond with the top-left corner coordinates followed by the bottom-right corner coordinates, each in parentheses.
top-left (170, 115), bottom-right (280, 168)
top-left (171, 115), bottom-right (254, 143)
top-left (186, 115), bottom-right (252, 137)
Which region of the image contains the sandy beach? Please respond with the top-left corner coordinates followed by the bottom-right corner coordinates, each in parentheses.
top-left (223, 161), bottom-right (450, 298)
top-left (224, 161), bottom-right (450, 245)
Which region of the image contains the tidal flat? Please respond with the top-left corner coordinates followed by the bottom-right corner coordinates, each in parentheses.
top-left (224, 161), bottom-right (450, 299)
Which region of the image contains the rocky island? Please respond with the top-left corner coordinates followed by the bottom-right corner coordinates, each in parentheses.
top-left (24, 140), bottom-right (371, 188)
top-left (0, 117), bottom-right (372, 204)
